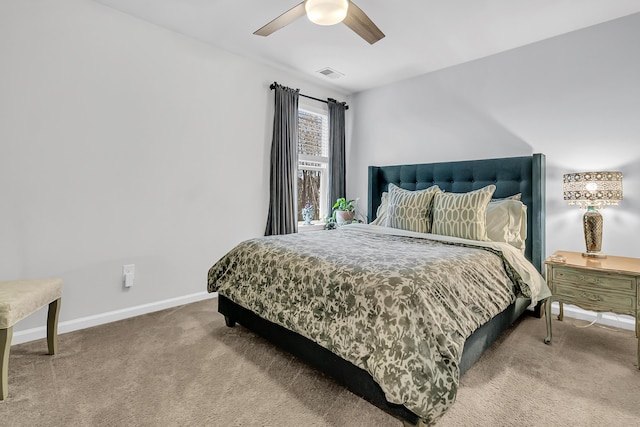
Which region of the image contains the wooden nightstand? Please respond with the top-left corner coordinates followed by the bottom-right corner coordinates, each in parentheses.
top-left (544, 251), bottom-right (640, 368)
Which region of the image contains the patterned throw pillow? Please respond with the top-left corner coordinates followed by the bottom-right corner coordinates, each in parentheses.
top-left (431, 185), bottom-right (496, 241)
top-left (385, 184), bottom-right (442, 233)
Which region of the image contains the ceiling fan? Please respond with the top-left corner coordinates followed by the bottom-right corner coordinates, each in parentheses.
top-left (254, 0), bottom-right (385, 45)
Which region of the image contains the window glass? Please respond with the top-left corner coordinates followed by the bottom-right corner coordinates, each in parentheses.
top-left (297, 106), bottom-right (329, 222)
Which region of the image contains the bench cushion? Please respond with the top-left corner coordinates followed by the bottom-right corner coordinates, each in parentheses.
top-left (0, 279), bottom-right (62, 329)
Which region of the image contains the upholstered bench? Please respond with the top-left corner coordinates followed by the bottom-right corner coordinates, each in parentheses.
top-left (0, 278), bottom-right (62, 400)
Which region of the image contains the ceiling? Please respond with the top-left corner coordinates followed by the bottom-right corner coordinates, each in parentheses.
top-left (93, 0), bottom-right (640, 94)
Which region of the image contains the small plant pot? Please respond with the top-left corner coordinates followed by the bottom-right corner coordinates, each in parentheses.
top-left (335, 210), bottom-right (355, 225)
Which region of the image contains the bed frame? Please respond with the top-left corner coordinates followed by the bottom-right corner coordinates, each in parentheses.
top-left (218, 154), bottom-right (546, 426)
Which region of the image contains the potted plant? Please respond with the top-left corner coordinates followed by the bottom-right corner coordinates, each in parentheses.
top-left (333, 197), bottom-right (356, 225)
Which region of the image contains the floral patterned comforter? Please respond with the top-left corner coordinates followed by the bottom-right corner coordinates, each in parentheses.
top-left (207, 225), bottom-right (546, 424)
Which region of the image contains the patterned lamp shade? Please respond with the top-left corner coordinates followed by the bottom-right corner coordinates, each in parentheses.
top-left (563, 170), bottom-right (623, 258)
top-left (563, 171), bottom-right (623, 209)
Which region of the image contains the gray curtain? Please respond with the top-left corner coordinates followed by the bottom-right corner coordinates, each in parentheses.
top-left (265, 84), bottom-right (300, 236)
top-left (328, 99), bottom-right (347, 213)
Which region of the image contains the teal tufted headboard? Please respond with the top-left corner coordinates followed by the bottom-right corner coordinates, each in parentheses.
top-left (368, 154), bottom-right (546, 273)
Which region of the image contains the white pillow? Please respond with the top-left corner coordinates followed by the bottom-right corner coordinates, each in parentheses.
top-left (492, 193), bottom-right (521, 202)
top-left (486, 199), bottom-right (527, 252)
top-left (431, 185), bottom-right (496, 241)
top-left (370, 192), bottom-right (388, 225)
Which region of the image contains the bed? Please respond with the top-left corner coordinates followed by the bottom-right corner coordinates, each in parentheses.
top-left (208, 154), bottom-right (548, 426)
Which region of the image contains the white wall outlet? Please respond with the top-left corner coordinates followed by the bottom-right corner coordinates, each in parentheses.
top-left (123, 264), bottom-right (135, 288)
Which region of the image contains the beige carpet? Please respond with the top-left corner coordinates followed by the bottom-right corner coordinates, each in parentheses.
top-left (1, 298), bottom-right (639, 426)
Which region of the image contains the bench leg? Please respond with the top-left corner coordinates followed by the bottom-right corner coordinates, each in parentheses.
top-left (1, 326), bottom-right (13, 400)
top-left (47, 298), bottom-right (61, 355)
top-left (544, 297), bottom-right (552, 345)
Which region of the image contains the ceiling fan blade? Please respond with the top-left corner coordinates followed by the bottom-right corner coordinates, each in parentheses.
top-left (342, 1), bottom-right (385, 44)
top-left (254, 2), bottom-right (306, 37)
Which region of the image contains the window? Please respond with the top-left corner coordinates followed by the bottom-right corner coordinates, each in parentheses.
top-left (297, 106), bottom-right (329, 223)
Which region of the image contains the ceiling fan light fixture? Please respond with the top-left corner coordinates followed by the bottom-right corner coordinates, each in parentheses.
top-left (305, 0), bottom-right (349, 26)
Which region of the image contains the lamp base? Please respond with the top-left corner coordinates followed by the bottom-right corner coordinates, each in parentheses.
top-left (582, 251), bottom-right (607, 259)
top-left (583, 205), bottom-right (604, 257)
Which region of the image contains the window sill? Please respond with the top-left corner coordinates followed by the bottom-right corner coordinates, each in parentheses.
top-left (297, 222), bottom-right (326, 232)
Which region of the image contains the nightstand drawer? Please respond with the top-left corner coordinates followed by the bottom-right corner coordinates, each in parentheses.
top-left (552, 266), bottom-right (636, 294)
top-left (553, 282), bottom-right (636, 315)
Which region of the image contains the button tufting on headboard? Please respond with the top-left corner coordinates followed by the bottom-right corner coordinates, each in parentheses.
top-left (367, 154), bottom-right (546, 273)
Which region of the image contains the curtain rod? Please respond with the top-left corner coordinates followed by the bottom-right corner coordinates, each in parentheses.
top-left (270, 82), bottom-right (349, 110)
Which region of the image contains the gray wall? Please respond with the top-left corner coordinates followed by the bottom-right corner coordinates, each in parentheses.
top-left (348, 13), bottom-right (640, 260)
top-left (0, 0), bottom-right (347, 335)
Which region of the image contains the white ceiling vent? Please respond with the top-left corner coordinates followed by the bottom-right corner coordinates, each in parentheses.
top-left (317, 67), bottom-right (344, 79)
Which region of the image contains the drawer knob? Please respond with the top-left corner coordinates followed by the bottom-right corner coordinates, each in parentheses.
top-left (580, 291), bottom-right (603, 302)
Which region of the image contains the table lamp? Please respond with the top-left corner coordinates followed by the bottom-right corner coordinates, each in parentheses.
top-left (563, 171), bottom-right (623, 258)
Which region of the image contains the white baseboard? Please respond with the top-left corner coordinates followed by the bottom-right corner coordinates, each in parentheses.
top-left (550, 302), bottom-right (635, 331)
top-left (12, 291), bottom-right (219, 346)
top-left (13, 295), bottom-right (634, 346)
